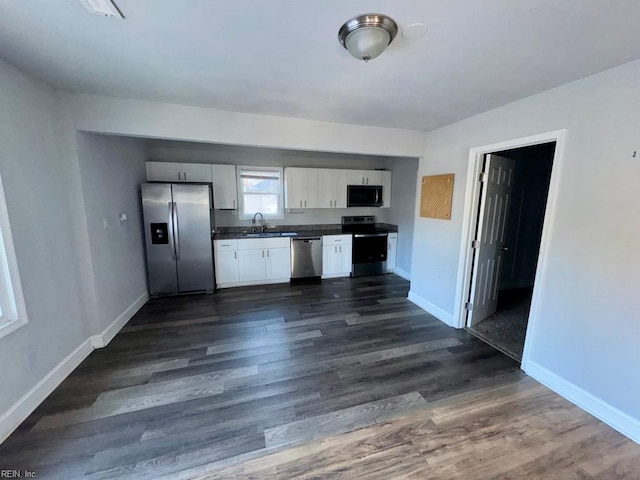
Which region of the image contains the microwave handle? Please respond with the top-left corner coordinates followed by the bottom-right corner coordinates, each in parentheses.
top-left (375, 189), bottom-right (380, 205)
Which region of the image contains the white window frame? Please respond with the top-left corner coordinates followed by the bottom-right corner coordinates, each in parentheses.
top-left (236, 166), bottom-right (284, 220)
top-left (0, 174), bottom-right (28, 339)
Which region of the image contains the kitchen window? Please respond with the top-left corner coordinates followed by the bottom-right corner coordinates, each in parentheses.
top-left (237, 166), bottom-right (284, 220)
top-left (0, 175), bottom-right (28, 339)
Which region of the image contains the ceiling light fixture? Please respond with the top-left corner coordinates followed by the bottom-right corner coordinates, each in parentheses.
top-left (338, 13), bottom-right (398, 62)
top-left (79, 0), bottom-right (124, 18)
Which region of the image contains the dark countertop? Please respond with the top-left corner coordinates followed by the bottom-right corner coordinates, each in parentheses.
top-left (214, 223), bottom-right (397, 241)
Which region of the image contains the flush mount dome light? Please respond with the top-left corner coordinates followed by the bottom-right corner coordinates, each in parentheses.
top-left (338, 14), bottom-right (398, 62)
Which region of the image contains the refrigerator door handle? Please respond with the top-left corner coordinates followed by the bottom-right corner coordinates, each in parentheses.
top-left (173, 202), bottom-right (181, 260)
top-left (168, 202), bottom-right (176, 260)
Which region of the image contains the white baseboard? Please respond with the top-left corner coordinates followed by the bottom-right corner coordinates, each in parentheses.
top-left (393, 268), bottom-right (410, 281)
top-left (525, 361), bottom-right (640, 444)
top-left (322, 273), bottom-right (351, 279)
top-left (407, 291), bottom-right (455, 327)
top-left (0, 291), bottom-right (150, 443)
top-left (90, 291), bottom-right (149, 348)
top-left (0, 338), bottom-right (94, 443)
top-left (217, 278), bottom-right (290, 289)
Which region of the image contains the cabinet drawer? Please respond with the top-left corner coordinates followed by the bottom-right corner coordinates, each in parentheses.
top-left (322, 234), bottom-right (352, 246)
top-left (214, 240), bottom-right (238, 251)
top-left (237, 237), bottom-right (291, 250)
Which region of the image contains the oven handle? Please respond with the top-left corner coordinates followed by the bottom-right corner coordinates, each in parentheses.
top-left (353, 233), bottom-right (388, 238)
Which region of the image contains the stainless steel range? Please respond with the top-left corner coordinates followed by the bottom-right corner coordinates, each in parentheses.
top-left (341, 216), bottom-right (388, 277)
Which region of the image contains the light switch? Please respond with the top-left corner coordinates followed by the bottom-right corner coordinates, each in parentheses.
top-left (102, 218), bottom-right (109, 229)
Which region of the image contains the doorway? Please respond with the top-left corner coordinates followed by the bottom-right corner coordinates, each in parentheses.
top-left (465, 142), bottom-right (555, 362)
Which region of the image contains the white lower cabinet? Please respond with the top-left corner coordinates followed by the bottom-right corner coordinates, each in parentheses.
top-left (238, 249), bottom-right (267, 282)
top-left (266, 247), bottom-right (292, 280)
top-left (215, 250), bottom-right (240, 284)
top-left (214, 240), bottom-right (239, 285)
top-left (387, 233), bottom-right (397, 272)
top-left (322, 235), bottom-right (352, 278)
top-left (215, 237), bottom-right (291, 288)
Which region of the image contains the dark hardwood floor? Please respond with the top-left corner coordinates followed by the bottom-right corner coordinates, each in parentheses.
top-left (1, 275), bottom-right (637, 479)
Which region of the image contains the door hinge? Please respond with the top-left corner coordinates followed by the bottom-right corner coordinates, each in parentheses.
top-left (465, 302), bottom-right (473, 311)
top-left (479, 172), bottom-right (488, 182)
top-left (471, 240), bottom-right (479, 249)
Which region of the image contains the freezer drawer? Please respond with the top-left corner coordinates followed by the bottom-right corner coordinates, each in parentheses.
top-left (291, 237), bottom-right (322, 279)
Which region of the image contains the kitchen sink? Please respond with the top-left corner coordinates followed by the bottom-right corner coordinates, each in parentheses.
top-left (242, 232), bottom-right (298, 238)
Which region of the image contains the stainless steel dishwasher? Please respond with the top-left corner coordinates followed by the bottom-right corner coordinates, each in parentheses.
top-left (291, 236), bottom-right (322, 280)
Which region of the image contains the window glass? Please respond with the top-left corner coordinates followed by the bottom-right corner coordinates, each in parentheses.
top-left (237, 167), bottom-right (283, 219)
top-left (0, 175), bottom-right (28, 339)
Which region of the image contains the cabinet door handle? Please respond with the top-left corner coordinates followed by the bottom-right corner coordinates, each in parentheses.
top-left (305, 200), bottom-right (307, 207)
top-left (184, 171), bottom-right (187, 181)
top-left (234, 251), bottom-right (237, 259)
top-left (300, 200), bottom-right (302, 207)
top-left (339, 246), bottom-right (342, 253)
top-left (262, 250), bottom-right (264, 258)
top-left (335, 246), bottom-right (337, 253)
top-left (178, 171), bottom-right (181, 181)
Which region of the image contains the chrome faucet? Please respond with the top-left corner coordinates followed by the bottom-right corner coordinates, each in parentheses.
top-left (252, 212), bottom-right (266, 233)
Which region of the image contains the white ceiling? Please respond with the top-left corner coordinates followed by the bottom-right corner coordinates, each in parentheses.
top-left (1, 0), bottom-right (640, 131)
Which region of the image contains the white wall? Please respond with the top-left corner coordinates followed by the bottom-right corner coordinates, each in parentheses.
top-left (76, 133), bottom-right (148, 332)
top-left (72, 94), bottom-right (426, 158)
top-left (147, 141), bottom-right (397, 228)
top-left (410, 60), bottom-right (640, 437)
top-left (384, 158), bottom-right (418, 277)
top-left (0, 60), bottom-right (88, 422)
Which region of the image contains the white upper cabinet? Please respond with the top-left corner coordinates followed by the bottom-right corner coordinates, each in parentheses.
top-left (211, 164), bottom-right (238, 209)
top-left (287, 167), bottom-right (391, 209)
top-left (347, 169), bottom-right (382, 186)
top-left (146, 162), bottom-right (237, 209)
top-left (146, 161), bottom-right (211, 183)
top-left (146, 162), bottom-right (180, 182)
top-left (317, 169), bottom-right (348, 208)
top-left (181, 163), bottom-right (212, 182)
top-left (347, 169), bottom-right (388, 186)
top-left (285, 168), bottom-right (319, 208)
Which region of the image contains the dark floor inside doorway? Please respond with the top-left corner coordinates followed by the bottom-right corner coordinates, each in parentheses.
top-left (467, 287), bottom-right (532, 362)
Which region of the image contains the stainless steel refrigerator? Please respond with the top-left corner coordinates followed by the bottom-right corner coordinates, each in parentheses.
top-left (141, 183), bottom-right (215, 295)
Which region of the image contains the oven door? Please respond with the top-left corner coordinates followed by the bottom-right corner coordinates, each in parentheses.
top-left (352, 233), bottom-right (388, 264)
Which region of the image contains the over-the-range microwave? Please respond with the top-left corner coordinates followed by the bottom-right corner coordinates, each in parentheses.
top-left (347, 185), bottom-right (383, 207)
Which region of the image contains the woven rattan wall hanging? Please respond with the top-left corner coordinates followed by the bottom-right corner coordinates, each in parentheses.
top-left (420, 173), bottom-right (455, 220)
